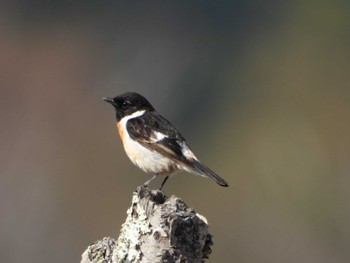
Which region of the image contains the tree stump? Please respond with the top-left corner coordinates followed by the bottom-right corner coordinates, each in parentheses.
top-left (81, 186), bottom-right (213, 263)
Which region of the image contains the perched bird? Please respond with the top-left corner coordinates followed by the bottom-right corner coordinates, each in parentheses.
top-left (103, 92), bottom-right (228, 189)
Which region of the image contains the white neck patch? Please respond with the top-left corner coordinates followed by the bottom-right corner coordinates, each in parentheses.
top-left (121, 110), bottom-right (146, 122)
top-left (119, 110), bottom-right (146, 133)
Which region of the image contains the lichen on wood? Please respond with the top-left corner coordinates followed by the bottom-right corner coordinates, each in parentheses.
top-left (81, 186), bottom-right (213, 263)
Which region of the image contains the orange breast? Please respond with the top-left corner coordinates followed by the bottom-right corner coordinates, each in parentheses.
top-left (116, 122), bottom-right (126, 142)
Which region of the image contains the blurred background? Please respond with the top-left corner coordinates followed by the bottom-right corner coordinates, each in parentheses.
top-left (1, 1), bottom-right (350, 262)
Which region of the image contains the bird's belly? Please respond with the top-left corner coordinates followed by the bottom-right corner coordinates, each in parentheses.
top-left (123, 137), bottom-right (175, 174)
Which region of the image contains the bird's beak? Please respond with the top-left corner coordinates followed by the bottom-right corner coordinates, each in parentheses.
top-left (103, 97), bottom-right (116, 106)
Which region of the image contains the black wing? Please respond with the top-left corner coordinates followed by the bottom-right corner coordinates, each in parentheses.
top-left (126, 111), bottom-right (191, 165)
top-left (127, 111), bottom-right (229, 187)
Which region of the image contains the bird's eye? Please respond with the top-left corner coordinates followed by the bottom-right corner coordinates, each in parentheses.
top-left (121, 100), bottom-right (130, 109)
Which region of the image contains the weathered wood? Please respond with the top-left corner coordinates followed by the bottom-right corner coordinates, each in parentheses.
top-left (81, 186), bottom-right (213, 263)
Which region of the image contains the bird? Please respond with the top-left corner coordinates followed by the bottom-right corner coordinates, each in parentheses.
top-left (103, 92), bottom-right (228, 190)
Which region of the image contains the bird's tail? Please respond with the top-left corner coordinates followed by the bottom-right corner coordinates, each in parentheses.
top-left (192, 160), bottom-right (229, 187)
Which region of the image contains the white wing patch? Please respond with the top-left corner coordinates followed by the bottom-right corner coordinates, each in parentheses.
top-left (180, 142), bottom-right (198, 160)
top-left (151, 131), bottom-right (168, 142)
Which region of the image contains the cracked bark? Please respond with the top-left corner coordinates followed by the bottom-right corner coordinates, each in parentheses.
top-left (81, 186), bottom-right (213, 263)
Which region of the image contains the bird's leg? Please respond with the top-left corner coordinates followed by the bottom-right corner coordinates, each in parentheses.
top-left (143, 174), bottom-right (158, 188)
top-left (159, 175), bottom-right (170, 191)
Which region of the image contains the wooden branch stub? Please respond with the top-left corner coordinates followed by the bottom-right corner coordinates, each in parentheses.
top-left (81, 186), bottom-right (213, 263)
top-left (81, 237), bottom-right (116, 263)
